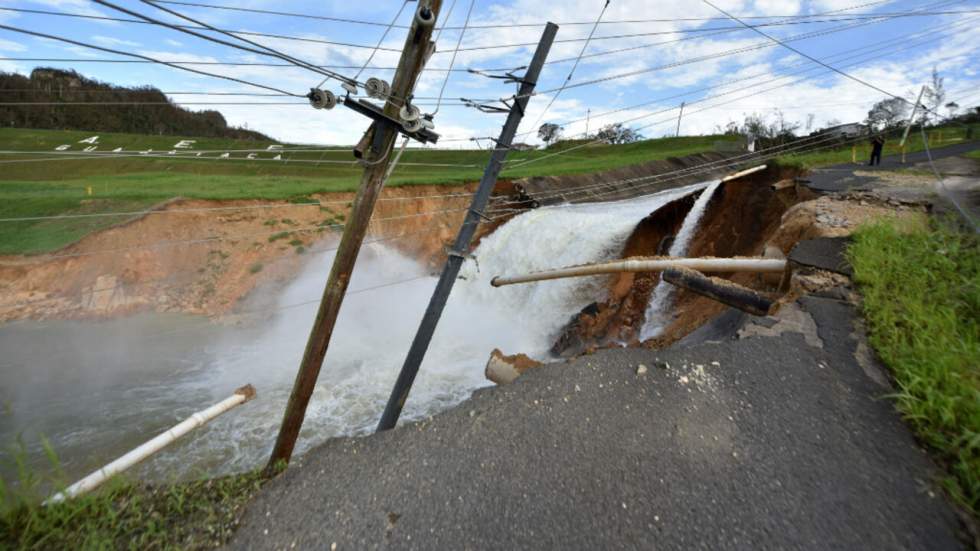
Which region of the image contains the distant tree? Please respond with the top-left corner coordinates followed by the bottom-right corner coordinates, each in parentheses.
top-left (865, 98), bottom-right (909, 131)
top-left (714, 121), bottom-right (740, 135)
top-left (537, 123), bottom-right (562, 145)
top-left (736, 110), bottom-right (799, 145)
top-left (595, 123), bottom-right (643, 144)
top-left (945, 101), bottom-right (959, 119)
top-left (0, 67), bottom-right (272, 139)
top-left (923, 66), bottom-right (947, 124)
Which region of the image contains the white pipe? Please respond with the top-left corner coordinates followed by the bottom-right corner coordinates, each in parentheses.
top-left (491, 257), bottom-right (787, 287)
top-left (46, 384), bottom-right (257, 504)
top-left (720, 164), bottom-right (767, 182)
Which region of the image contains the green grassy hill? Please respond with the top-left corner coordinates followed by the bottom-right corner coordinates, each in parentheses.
top-left (0, 128), bottom-right (738, 254)
top-left (2, 125), bottom-right (973, 256)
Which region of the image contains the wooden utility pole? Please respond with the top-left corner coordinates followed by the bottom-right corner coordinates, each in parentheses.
top-left (376, 22), bottom-right (559, 432)
top-left (267, 0), bottom-right (442, 471)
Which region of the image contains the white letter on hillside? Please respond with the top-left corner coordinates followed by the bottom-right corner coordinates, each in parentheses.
top-left (173, 140), bottom-right (196, 149)
top-left (78, 136), bottom-right (99, 144)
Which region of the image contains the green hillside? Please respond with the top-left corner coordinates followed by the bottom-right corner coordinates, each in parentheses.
top-left (0, 68), bottom-right (270, 140)
top-left (0, 128), bottom-right (738, 254)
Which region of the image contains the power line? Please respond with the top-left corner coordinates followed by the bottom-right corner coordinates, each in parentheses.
top-left (5, 4), bottom-right (972, 59)
top-left (0, 149), bottom-right (483, 168)
top-left (500, 37), bottom-right (980, 174)
top-left (0, 6), bottom-right (400, 53)
top-left (492, 0), bottom-right (960, 119)
top-left (525, 0), bottom-right (611, 138)
top-left (27, 205), bottom-right (477, 261)
top-left (511, 11), bottom-right (974, 141)
top-left (0, 58), bottom-right (475, 72)
top-left (145, 0), bottom-right (949, 30)
top-left (154, 0), bottom-right (413, 28)
top-left (344, 0), bottom-right (409, 86)
top-left (0, 214), bottom-right (503, 313)
top-left (0, 100), bottom-right (473, 106)
top-left (432, 0), bottom-right (474, 115)
top-left (0, 24), bottom-right (302, 97)
top-left (93, 0), bottom-right (353, 88)
top-left (701, 0), bottom-right (924, 113)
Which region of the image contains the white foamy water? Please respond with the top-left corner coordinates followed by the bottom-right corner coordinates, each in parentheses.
top-left (0, 181), bottom-right (709, 483)
top-left (640, 179), bottom-right (722, 340)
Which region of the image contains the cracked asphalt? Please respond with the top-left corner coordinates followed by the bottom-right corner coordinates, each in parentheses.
top-left (229, 293), bottom-right (969, 550)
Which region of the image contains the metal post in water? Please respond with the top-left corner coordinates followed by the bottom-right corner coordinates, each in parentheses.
top-left (376, 23), bottom-right (559, 432)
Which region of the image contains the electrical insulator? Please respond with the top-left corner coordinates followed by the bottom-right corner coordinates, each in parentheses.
top-left (365, 77), bottom-right (391, 100)
top-left (399, 103), bottom-right (421, 122)
top-left (415, 4), bottom-right (435, 27)
top-left (307, 88), bottom-right (337, 110)
top-left (419, 116), bottom-right (435, 130)
top-left (402, 118), bottom-right (423, 133)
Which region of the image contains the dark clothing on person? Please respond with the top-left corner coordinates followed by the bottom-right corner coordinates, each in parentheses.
top-left (869, 135), bottom-right (885, 166)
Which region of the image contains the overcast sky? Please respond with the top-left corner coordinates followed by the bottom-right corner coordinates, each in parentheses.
top-left (1, 0), bottom-right (978, 146)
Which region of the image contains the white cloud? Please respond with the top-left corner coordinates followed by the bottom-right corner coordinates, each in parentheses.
top-left (92, 35), bottom-right (142, 48)
top-left (0, 38), bottom-right (27, 53)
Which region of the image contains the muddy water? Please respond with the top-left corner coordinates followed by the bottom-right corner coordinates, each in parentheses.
top-left (0, 183), bottom-right (708, 485)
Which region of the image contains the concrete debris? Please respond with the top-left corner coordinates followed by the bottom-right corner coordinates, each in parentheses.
top-left (485, 348), bottom-right (544, 385)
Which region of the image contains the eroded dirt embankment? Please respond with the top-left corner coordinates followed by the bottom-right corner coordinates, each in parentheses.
top-left (0, 183), bottom-right (481, 322)
top-left (549, 163), bottom-right (936, 356)
top-left (550, 165), bottom-right (809, 355)
top-left (1, 152), bottom-right (741, 322)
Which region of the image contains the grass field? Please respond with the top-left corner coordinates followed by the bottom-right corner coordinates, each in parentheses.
top-left (848, 219), bottom-right (980, 517)
top-left (0, 128), bottom-right (738, 255)
top-left (0, 128), bottom-right (736, 184)
top-left (0, 126), bottom-right (975, 255)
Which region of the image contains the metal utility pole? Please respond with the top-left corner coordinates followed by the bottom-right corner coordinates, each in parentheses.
top-left (675, 101), bottom-right (685, 137)
top-left (376, 22), bottom-right (559, 432)
top-left (585, 108), bottom-right (591, 137)
top-left (267, 0), bottom-right (442, 471)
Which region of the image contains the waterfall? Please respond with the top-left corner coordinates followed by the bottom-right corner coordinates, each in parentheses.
top-left (2, 181), bottom-right (718, 482)
top-left (639, 179), bottom-right (722, 340)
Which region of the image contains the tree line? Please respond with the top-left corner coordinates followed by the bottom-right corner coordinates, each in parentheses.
top-left (0, 68), bottom-right (271, 140)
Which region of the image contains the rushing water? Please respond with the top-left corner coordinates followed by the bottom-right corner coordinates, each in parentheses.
top-left (0, 182), bottom-right (709, 484)
top-left (639, 179), bottom-right (722, 340)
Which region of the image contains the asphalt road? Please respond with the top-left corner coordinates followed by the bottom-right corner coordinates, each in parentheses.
top-left (802, 140), bottom-right (978, 193)
top-left (229, 294), bottom-right (969, 549)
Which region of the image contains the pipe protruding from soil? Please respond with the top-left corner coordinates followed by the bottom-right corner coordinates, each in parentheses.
top-left (662, 267), bottom-right (775, 316)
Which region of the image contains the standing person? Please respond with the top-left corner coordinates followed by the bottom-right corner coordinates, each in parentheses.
top-left (869, 133), bottom-right (885, 166)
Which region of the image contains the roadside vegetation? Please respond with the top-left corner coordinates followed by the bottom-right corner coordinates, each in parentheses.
top-left (847, 218), bottom-right (980, 516)
top-left (0, 442), bottom-right (265, 550)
